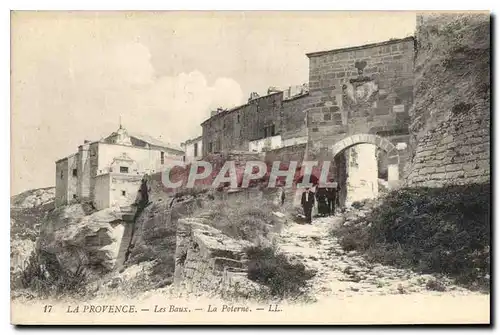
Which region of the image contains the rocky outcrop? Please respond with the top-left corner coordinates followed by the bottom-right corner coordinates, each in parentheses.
top-left (11, 187), bottom-right (56, 274)
top-left (38, 204), bottom-right (130, 274)
top-left (11, 187), bottom-right (55, 209)
top-left (173, 215), bottom-right (263, 297)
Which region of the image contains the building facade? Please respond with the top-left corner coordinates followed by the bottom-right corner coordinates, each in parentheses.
top-left (181, 135), bottom-right (203, 163)
top-left (201, 85), bottom-right (309, 156)
top-left (302, 36), bottom-right (415, 204)
top-left (55, 126), bottom-right (184, 210)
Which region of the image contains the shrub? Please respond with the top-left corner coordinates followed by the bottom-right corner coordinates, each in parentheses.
top-left (18, 250), bottom-right (89, 298)
top-left (245, 245), bottom-right (315, 298)
top-left (333, 184), bottom-right (490, 291)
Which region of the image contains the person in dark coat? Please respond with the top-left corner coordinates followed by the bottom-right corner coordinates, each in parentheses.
top-left (316, 187), bottom-right (329, 217)
top-left (301, 187), bottom-right (315, 224)
top-left (326, 182), bottom-right (338, 216)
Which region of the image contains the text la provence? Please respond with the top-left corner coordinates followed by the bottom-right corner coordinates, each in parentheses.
top-left (66, 305), bottom-right (137, 313)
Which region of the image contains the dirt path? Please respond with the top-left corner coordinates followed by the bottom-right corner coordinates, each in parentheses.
top-left (278, 215), bottom-right (483, 299)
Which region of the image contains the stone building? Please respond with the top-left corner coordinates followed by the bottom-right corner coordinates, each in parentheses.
top-left (201, 85), bottom-right (309, 156)
top-left (301, 37), bottom-right (415, 204)
top-left (55, 125), bottom-right (184, 210)
top-left (181, 135), bottom-right (203, 163)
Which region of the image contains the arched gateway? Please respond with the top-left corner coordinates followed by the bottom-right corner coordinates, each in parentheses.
top-left (331, 133), bottom-right (400, 184)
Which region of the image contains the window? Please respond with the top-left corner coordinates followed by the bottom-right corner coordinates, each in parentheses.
top-left (208, 142), bottom-right (213, 153)
top-left (194, 143), bottom-right (198, 157)
top-left (121, 190), bottom-right (126, 196)
top-left (60, 170), bottom-right (63, 179)
top-left (120, 166), bottom-right (129, 173)
top-left (73, 194), bottom-right (77, 199)
top-left (237, 114), bottom-right (240, 124)
top-left (263, 125), bottom-right (276, 138)
top-left (72, 169), bottom-right (78, 177)
top-left (324, 113), bottom-right (332, 121)
top-left (160, 151), bottom-right (165, 165)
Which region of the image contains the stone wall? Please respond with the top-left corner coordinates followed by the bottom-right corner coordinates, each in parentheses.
top-left (202, 92), bottom-right (283, 156)
top-left (173, 216), bottom-right (260, 296)
top-left (201, 91), bottom-right (309, 157)
top-left (281, 94), bottom-right (309, 141)
top-left (77, 142), bottom-right (91, 200)
top-left (406, 14), bottom-right (490, 187)
top-left (304, 37), bottom-right (415, 177)
top-left (55, 154), bottom-right (78, 207)
top-left (406, 99), bottom-right (490, 187)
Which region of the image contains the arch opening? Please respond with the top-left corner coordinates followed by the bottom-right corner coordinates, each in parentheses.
top-left (330, 134), bottom-right (400, 208)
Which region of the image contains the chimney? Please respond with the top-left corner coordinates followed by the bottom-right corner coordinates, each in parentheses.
top-left (267, 86), bottom-right (281, 95)
top-left (84, 140), bottom-right (91, 144)
top-left (248, 92), bottom-right (260, 102)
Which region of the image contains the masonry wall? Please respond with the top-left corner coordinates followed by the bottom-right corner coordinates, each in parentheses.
top-left (305, 37), bottom-right (415, 176)
top-left (174, 217), bottom-right (252, 295)
top-left (202, 92), bottom-right (285, 156)
top-left (281, 94), bottom-right (310, 141)
top-left (182, 138), bottom-right (203, 163)
top-left (96, 143), bottom-right (183, 177)
top-left (109, 174), bottom-right (142, 208)
top-left (55, 159), bottom-right (68, 207)
top-left (94, 173), bottom-right (111, 210)
top-left (77, 143), bottom-right (91, 200)
top-left (67, 154), bottom-right (78, 201)
top-left (249, 135), bottom-right (282, 153)
top-left (406, 14), bottom-right (490, 187)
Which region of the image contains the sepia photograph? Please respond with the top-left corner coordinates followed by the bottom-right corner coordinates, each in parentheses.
top-left (9, 10), bottom-right (491, 325)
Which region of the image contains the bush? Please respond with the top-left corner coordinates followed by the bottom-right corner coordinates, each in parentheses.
top-left (334, 184), bottom-right (490, 291)
top-left (245, 246), bottom-right (315, 298)
top-left (17, 250), bottom-right (89, 298)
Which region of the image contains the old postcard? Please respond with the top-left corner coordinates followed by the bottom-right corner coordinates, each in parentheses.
top-left (10, 11), bottom-right (491, 325)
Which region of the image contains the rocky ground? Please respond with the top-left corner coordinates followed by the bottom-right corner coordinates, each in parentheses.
top-left (279, 214), bottom-right (476, 300)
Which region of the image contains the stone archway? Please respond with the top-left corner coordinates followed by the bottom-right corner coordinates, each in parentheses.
top-left (331, 133), bottom-right (400, 183)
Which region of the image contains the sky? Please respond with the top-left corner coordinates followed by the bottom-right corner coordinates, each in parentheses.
top-left (11, 11), bottom-right (416, 195)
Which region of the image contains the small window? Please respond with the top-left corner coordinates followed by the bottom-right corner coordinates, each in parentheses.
top-left (194, 143), bottom-right (198, 157)
top-left (237, 114), bottom-right (240, 124)
top-left (60, 170), bottom-right (63, 179)
top-left (121, 190), bottom-right (126, 196)
top-left (312, 127), bottom-right (319, 132)
top-left (324, 113), bottom-right (332, 121)
top-left (161, 151), bottom-right (165, 165)
top-left (73, 194), bottom-right (77, 199)
top-left (120, 166), bottom-right (129, 173)
top-left (72, 169), bottom-right (78, 177)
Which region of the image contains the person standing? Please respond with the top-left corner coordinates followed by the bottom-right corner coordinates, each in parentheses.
top-left (280, 186), bottom-right (286, 206)
top-left (326, 182), bottom-right (337, 216)
top-left (301, 187), bottom-right (315, 224)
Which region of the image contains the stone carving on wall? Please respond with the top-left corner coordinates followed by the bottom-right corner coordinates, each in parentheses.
top-left (342, 59), bottom-right (379, 117)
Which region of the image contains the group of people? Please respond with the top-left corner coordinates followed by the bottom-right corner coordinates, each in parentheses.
top-left (301, 185), bottom-right (339, 224)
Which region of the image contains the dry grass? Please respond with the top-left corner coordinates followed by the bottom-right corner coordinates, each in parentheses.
top-left (333, 184), bottom-right (490, 291)
top-left (198, 192), bottom-right (284, 243)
